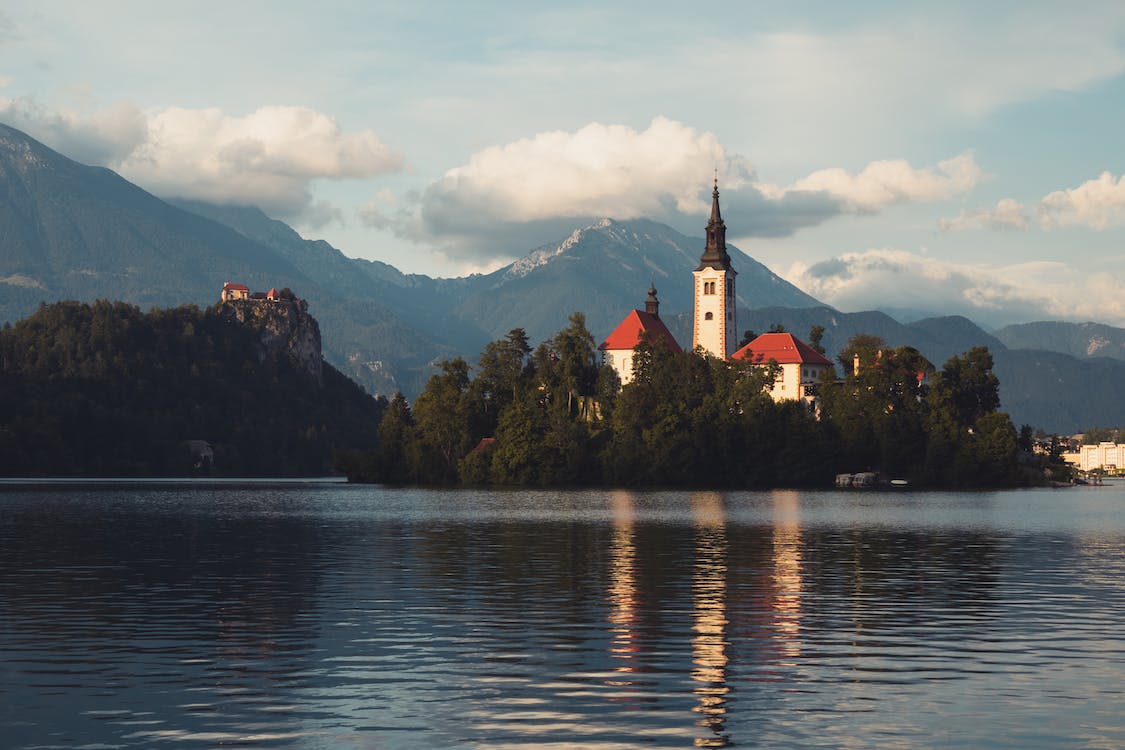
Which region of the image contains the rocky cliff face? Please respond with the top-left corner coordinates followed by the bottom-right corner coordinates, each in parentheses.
top-left (218, 298), bottom-right (323, 382)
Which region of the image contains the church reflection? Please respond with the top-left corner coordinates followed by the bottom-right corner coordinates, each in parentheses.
top-left (607, 490), bottom-right (640, 675)
top-left (769, 490), bottom-right (804, 663)
top-left (601, 491), bottom-right (809, 748)
top-left (691, 491), bottom-right (731, 748)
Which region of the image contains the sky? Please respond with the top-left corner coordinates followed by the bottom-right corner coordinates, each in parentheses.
top-left (2, 1), bottom-right (1125, 327)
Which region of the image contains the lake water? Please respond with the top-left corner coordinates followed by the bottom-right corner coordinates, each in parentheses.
top-left (2, 481), bottom-right (1124, 749)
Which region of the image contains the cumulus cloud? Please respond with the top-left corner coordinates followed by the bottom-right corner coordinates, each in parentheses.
top-left (365, 117), bottom-right (982, 262)
top-left (1, 100), bottom-right (403, 219)
top-left (1039, 171), bottom-right (1125, 230)
top-left (115, 106), bottom-right (403, 217)
top-left (784, 249), bottom-right (1125, 327)
top-left (779, 153), bottom-right (983, 212)
top-left (939, 199), bottom-right (1029, 232)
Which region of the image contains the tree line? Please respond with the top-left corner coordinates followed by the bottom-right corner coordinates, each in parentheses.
top-left (339, 313), bottom-right (1035, 488)
top-left (0, 300), bottom-right (385, 476)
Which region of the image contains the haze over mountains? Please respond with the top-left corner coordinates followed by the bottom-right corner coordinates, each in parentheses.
top-left (3, 121), bottom-right (1125, 432)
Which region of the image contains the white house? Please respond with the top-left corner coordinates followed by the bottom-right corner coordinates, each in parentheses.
top-left (599, 284), bottom-right (681, 385)
top-left (731, 332), bottom-right (834, 403)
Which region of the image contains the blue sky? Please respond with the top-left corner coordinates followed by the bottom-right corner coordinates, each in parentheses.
top-left (2, 1), bottom-right (1125, 326)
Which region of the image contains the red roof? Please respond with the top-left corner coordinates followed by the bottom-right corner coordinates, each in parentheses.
top-left (731, 332), bottom-right (833, 366)
top-left (599, 310), bottom-right (682, 353)
top-left (223, 282), bottom-right (250, 291)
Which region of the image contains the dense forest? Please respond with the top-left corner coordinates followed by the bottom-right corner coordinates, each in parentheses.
top-left (0, 300), bottom-right (385, 476)
top-left (340, 313), bottom-right (1036, 489)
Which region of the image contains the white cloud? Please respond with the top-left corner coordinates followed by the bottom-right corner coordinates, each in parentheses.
top-left (366, 117), bottom-right (983, 262)
top-left (939, 199), bottom-right (1029, 232)
top-left (778, 153), bottom-right (983, 212)
top-left (116, 106), bottom-right (403, 216)
top-left (0, 100), bottom-right (403, 218)
top-left (1039, 171), bottom-right (1125, 230)
top-left (784, 249), bottom-right (1125, 327)
top-left (425, 116), bottom-right (738, 222)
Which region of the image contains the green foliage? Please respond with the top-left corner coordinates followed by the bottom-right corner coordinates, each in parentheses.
top-left (344, 322), bottom-right (1022, 489)
top-left (0, 300), bottom-right (385, 476)
top-left (808, 325), bottom-right (827, 355)
top-left (820, 337), bottom-right (1021, 486)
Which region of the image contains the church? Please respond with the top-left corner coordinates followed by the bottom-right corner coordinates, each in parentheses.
top-left (599, 179), bottom-right (832, 401)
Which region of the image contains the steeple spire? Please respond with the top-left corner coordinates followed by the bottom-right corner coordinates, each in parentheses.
top-left (696, 177), bottom-right (732, 272)
top-left (645, 276), bottom-right (660, 317)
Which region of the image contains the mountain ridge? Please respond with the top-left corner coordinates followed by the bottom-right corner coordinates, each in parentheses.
top-left (3, 120), bottom-right (1125, 431)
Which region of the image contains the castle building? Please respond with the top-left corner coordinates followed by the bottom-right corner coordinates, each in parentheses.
top-left (599, 282), bottom-right (682, 384)
top-left (693, 179), bottom-right (737, 358)
top-left (220, 282), bottom-right (250, 301)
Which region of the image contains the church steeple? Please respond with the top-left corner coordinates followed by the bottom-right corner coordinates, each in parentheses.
top-left (696, 177), bottom-right (733, 272)
top-left (692, 176), bottom-right (738, 359)
top-left (645, 277), bottom-right (660, 317)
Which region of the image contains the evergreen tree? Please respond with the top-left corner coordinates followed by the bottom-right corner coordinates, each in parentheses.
top-left (410, 358), bottom-right (472, 483)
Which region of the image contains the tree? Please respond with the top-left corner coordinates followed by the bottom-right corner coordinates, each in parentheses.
top-left (738, 329), bottom-right (757, 348)
top-left (376, 392), bottom-right (415, 483)
top-left (808, 324), bottom-right (826, 355)
top-left (411, 358), bottom-right (472, 483)
top-left (469, 328), bottom-right (532, 438)
top-left (933, 346), bottom-right (1000, 428)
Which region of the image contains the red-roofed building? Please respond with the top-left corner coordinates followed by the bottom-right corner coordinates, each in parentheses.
top-left (599, 283), bottom-right (682, 384)
top-left (731, 332), bottom-right (834, 403)
top-left (220, 281), bottom-right (250, 301)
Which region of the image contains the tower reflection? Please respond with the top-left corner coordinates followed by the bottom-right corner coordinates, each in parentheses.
top-left (770, 490), bottom-right (803, 663)
top-left (607, 490), bottom-right (640, 676)
top-left (691, 491), bottom-right (731, 748)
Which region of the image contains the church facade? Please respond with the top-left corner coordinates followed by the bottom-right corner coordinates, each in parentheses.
top-left (600, 179), bottom-right (830, 402)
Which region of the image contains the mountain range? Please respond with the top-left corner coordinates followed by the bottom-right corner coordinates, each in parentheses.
top-left (2, 121), bottom-right (1125, 433)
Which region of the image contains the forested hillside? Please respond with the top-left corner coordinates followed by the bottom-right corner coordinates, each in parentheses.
top-left (0, 301), bottom-right (385, 476)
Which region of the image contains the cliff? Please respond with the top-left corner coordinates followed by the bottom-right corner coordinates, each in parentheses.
top-left (218, 297), bottom-right (323, 382)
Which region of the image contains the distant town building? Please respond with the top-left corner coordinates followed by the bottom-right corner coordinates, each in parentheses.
top-left (600, 282), bottom-right (681, 384)
top-left (732, 332), bottom-right (834, 403)
top-left (692, 178), bottom-right (737, 358)
top-left (1064, 442), bottom-right (1125, 472)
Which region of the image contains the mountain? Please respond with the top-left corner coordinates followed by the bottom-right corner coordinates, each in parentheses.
top-left (0, 123), bottom-right (307, 322)
top-left (6, 121), bottom-right (1125, 432)
top-left (0, 123), bottom-right (472, 396)
top-left (446, 218), bottom-right (822, 346)
top-left (993, 321), bottom-right (1125, 361)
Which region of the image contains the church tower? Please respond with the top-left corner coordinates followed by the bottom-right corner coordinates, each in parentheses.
top-left (692, 178), bottom-right (737, 358)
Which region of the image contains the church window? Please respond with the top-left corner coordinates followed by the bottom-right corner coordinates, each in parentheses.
top-left (705, 312), bottom-right (713, 320)
top-left (703, 280), bottom-right (716, 295)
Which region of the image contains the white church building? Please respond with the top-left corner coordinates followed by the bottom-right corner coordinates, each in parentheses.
top-left (600, 178), bottom-right (833, 402)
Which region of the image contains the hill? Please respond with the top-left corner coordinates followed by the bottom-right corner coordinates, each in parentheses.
top-left (994, 321), bottom-right (1125, 361)
top-left (0, 299), bottom-right (385, 476)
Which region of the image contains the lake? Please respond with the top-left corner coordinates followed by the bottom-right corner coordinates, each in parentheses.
top-left (2, 481), bottom-right (1124, 749)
